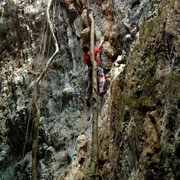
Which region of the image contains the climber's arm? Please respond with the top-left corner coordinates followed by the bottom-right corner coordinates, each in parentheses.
top-left (97, 37), bottom-right (105, 49)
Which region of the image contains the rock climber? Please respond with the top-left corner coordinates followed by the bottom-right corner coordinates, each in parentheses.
top-left (82, 38), bottom-right (107, 104)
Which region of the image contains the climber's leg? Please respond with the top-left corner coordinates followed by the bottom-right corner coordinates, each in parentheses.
top-left (97, 66), bottom-right (107, 95)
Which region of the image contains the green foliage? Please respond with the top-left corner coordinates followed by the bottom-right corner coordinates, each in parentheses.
top-left (133, 43), bottom-right (142, 52)
top-left (166, 72), bottom-right (180, 100)
top-left (122, 52), bottom-right (157, 120)
top-left (159, 145), bottom-right (172, 159)
top-left (141, 11), bottom-right (166, 40)
top-left (141, 19), bottom-right (158, 40)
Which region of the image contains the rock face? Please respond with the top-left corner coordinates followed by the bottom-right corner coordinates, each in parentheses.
top-left (0, 0), bottom-right (179, 179)
top-left (98, 1), bottom-right (180, 179)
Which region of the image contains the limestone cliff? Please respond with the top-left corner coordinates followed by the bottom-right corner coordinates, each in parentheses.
top-left (0, 0), bottom-right (179, 179)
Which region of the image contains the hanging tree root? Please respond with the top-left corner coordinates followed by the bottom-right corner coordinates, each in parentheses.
top-left (37, 0), bottom-right (59, 84)
top-left (31, 81), bottom-right (41, 180)
top-left (29, 0), bottom-right (60, 179)
top-left (88, 8), bottom-right (99, 180)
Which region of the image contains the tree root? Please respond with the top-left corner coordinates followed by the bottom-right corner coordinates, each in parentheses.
top-left (31, 81), bottom-right (41, 180)
top-left (37, 0), bottom-right (60, 84)
top-left (88, 8), bottom-right (99, 180)
top-left (27, 0), bottom-right (60, 179)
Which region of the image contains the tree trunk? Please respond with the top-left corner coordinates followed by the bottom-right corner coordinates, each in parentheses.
top-left (89, 9), bottom-right (99, 180)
